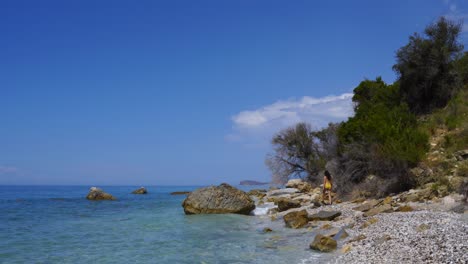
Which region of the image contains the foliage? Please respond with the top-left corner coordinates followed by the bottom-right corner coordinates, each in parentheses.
top-left (393, 17), bottom-right (464, 114)
top-left (266, 123), bottom-right (339, 184)
top-left (454, 52), bottom-right (468, 84)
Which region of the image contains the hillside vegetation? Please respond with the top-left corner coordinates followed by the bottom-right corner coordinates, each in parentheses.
top-left (266, 17), bottom-right (468, 199)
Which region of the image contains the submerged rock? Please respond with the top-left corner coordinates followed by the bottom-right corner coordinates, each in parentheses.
top-left (170, 191), bottom-right (191, 195)
top-left (309, 210), bottom-right (342, 221)
top-left (283, 209), bottom-right (309, 228)
top-left (181, 183), bottom-right (255, 215)
top-left (86, 187), bottom-right (116, 201)
top-left (310, 234), bottom-right (337, 252)
top-left (131, 187), bottom-right (147, 194)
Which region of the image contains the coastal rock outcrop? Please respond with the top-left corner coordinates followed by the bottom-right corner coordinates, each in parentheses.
top-left (181, 183), bottom-right (255, 215)
top-left (131, 187), bottom-right (147, 194)
top-left (86, 187), bottom-right (116, 200)
top-left (310, 234), bottom-right (337, 252)
top-left (285, 179), bottom-right (313, 193)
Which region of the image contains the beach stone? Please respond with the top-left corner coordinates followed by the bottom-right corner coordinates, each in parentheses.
top-left (323, 228), bottom-right (348, 240)
top-left (360, 217), bottom-right (378, 229)
top-left (417, 223), bottom-right (431, 232)
top-left (182, 183), bottom-right (255, 215)
top-left (352, 199), bottom-right (380, 212)
top-left (341, 244), bottom-right (352, 253)
top-left (285, 179), bottom-right (313, 193)
top-left (131, 187), bottom-right (147, 194)
top-left (86, 187), bottom-right (116, 200)
top-left (276, 198), bottom-right (301, 212)
top-left (309, 210), bottom-right (342, 221)
top-left (283, 209), bottom-right (309, 229)
top-left (170, 191), bottom-right (191, 195)
top-left (263, 227), bottom-right (273, 233)
top-left (348, 234), bottom-right (366, 243)
top-left (396, 205), bottom-right (414, 212)
top-left (310, 234), bottom-right (337, 252)
top-left (374, 234), bottom-right (392, 245)
top-left (363, 204), bottom-right (392, 217)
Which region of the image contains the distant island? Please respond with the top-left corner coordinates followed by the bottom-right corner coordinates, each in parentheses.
top-left (239, 180), bottom-right (270, 186)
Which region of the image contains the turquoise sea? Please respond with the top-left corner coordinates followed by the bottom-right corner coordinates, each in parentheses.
top-left (0, 186), bottom-right (329, 264)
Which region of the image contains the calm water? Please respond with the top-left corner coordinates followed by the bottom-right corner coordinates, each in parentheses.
top-left (0, 186), bottom-right (328, 264)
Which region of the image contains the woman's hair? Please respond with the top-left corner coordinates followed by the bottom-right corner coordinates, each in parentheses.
top-left (324, 170), bottom-right (332, 180)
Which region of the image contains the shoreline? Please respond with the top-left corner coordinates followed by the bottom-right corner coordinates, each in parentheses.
top-left (250, 183), bottom-right (468, 263)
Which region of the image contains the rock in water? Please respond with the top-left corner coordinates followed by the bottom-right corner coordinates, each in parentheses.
top-left (131, 187), bottom-right (147, 194)
top-left (182, 183), bottom-right (255, 215)
top-left (283, 210), bottom-right (309, 228)
top-left (310, 234), bottom-right (337, 252)
top-left (86, 187), bottom-right (116, 200)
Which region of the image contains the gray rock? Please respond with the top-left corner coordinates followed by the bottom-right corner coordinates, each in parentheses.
top-left (309, 210), bottom-right (342, 221)
top-left (182, 183), bottom-right (255, 215)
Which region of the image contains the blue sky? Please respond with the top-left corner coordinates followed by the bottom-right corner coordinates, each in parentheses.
top-left (1, 0), bottom-right (467, 185)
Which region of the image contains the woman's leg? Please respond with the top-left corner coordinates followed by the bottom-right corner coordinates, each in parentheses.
top-left (328, 191), bottom-right (332, 205)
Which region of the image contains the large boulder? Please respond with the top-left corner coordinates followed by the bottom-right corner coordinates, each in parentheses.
top-left (275, 198), bottom-right (301, 212)
top-left (310, 234), bottom-right (337, 252)
top-left (309, 210), bottom-right (342, 221)
top-left (86, 187), bottom-right (116, 200)
top-left (285, 179), bottom-right (313, 193)
top-left (182, 183), bottom-right (255, 215)
top-left (283, 209), bottom-right (309, 228)
top-left (131, 187), bottom-right (147, 194)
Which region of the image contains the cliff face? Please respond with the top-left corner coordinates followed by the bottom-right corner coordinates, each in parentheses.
top-left (413, 88), bottom-right (468, 197)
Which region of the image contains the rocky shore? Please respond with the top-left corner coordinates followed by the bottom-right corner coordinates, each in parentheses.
top-left (249, 180), bottom-right (468, 264)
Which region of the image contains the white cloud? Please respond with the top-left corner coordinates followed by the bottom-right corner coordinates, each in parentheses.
top-left (0, 166), bottom-right (18, 175)
top-left (228, 93), bottom-right (354, 143)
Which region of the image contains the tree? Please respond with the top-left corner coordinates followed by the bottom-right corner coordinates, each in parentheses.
top-left (393, 17), bottom-right (464, 114)
top-left (266, 123), bottom-right (339, 184)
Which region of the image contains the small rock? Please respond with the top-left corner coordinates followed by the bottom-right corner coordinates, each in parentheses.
top-left (374, 234), bottom-right (391, 245)
top-left (310, 234), bottom-right (337, 252)
top-left (348, 234), bottom-right (366, 243)
top-left (170, 191), bottom-right (191, 195)
top-left (131, 187), bottom-right (147, 194)
top-left (263, 227), bottom-right (273, 233)
top-left (417, 223), bottom-right (430, 232)
top-left (360, 217), bottom-right (378, 229)
top-left (341, 244), bottom-right (352, 253)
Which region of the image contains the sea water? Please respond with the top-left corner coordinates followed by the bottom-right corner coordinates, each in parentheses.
top-left (0, 186), bottom-right (329, 264)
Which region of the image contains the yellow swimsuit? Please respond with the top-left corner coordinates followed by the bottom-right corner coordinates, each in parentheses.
top-left (325, 181), bottom-right (332, 190)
